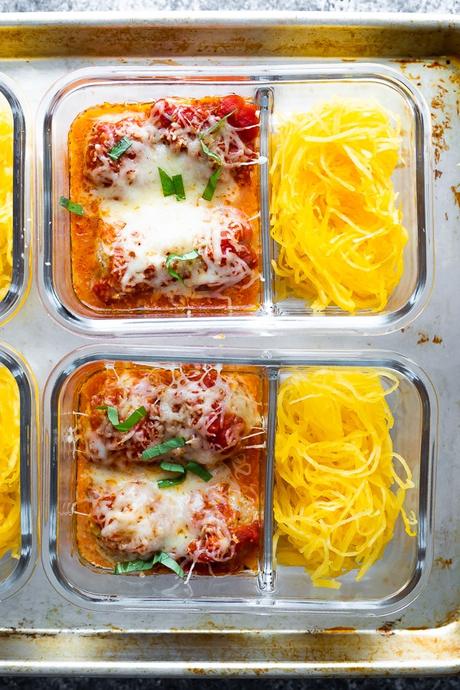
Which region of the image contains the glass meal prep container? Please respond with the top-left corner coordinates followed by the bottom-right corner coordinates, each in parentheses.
top-left (42, 344), bottom-right (436, 615)
top-left (38, 64), bottom-right (433, 337)
top-left (0, 72), bottom-right (30, 325)
top-left (0, 341), bottom-right (37, 601)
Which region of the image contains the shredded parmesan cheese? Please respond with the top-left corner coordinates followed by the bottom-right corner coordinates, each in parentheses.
top-left (0, 365), bottom-right (20, 558)
top-left (270, 100), bottom-right (408, 313)
top-left (0, 98), bottom-right (13, 301)
top-left (274, 368), bottom-right (416, 589)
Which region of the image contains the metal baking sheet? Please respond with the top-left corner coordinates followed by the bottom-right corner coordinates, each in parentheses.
top-left (0, 10), bottom-right (458, 676)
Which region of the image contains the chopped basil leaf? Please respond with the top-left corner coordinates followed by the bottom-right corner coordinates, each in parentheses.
top-left (199, 138), bottom-right (222, 166)
top-left (185, 461), bottom-right (212, 482)
top-left (106, 405), bottom-right (120, 427)
top-left (159, 167), bottom-right (175, 197)
top-left (198, 110), bottom-right (236, 165)
top-left (159, 461), bottom-right (186, 474)
top-left (165, 249), bottom-right (200, 282)
top-left (202, 167), bottom-right (223, 202)
top-left (172, 174), bottom-right (186, 200)
top-left (59, 196), bottom-right (84, 216)
top-left (107, 136), bottom-right (133, 161)
top-left (141, 436), bottom-right (186, 461)
top-left (158, 168), bottom-right (186, 200)
top-left (114, 556), bottom-right (159, 574)
top-left (114, 551), bottom-right (185, 579)
top-left (158, 475), bottom-right (186, 489)
top-left (201, 109), bottom-right (236, 137)
top-left (97, 404), bottom-right (147, 432)
top-left (156, 551), bottom-right (186, 578)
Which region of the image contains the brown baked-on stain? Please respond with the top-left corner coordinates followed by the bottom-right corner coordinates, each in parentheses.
top-left (417, 332), bottom-right (429, 344)
top-left (69, 100), bottom-right (261, 317)
top-left (377, 623), bottom-right (395, 637)
top-left (431, 84), bottom-right (448, 112)
top-left (431, 117), bottom-right (451, 166)
top-left (432, 335), bottom-right (443, 344)
top-left (434, 557), bottom-right (453, 569)
top-left (451, 185), bottom-right (460, 208)
top-left (438, 606), bottom-right (460, 627)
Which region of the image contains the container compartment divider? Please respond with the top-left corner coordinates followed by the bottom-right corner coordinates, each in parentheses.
top-left (255, 86), bottom-right (274, 315)
top-left (258, 363), bottom-right (279, 593)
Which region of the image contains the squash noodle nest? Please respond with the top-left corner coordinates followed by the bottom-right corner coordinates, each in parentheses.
top-left (0, 99), bottom-right (13, 302)
top-left (274, 368), bottom-right (417, 589)
top-left (270, 99), bottom-right (408, 313)
top-left (0, 365), bottom-right (20, 559)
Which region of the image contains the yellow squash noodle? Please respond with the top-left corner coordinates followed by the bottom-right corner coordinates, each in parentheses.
top-left (270, 100), bottom-right (408, 313)
top-left (274, 368), bottom-right (416, 589)
top-left (0, 365), bottom-right (20, 558)
top-left (0, 97), bottom-right (13, 301)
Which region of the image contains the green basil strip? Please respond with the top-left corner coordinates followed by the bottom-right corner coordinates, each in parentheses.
top-left (201, 109), bottom-right (236, 137)
top-left (156, 551), bottom-right (186, 578)
top-left (141, 436), bottom-right (186, 461)
top-left (198, 110), bottom-right (236, 165)
top-left (159, 168), bottom-right (185, 200)
top-left (59, 196), bottom-right (84, 216)
top-left (159, 461), bottom-right (186, 474)
top-left (158, 167), bottom-right (175, 196)
top-left (202, 167), bottom-right (223, 202)
top-left (97, 404), bottom-right (147, 432)
top-left (172, 174), bottom-right (186, 201)
top-left (114, 555), bottom-right (159, 574)
top-left (107, 136), bottom-right (133, 161)
top-left (165, 249), bottom-right (200, 282)
top-left (114, 551), bottom-right (185, 578)
top-left (158, 475), bottom-right (186, 489)
top-left (199, 138), bottom-right (222, 166)
top-left (185, 461), bottom-right (212, 482)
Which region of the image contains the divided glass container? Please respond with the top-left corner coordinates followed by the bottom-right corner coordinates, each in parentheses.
top-left (0, 72), bottom-right (31, 325)
top-left (38, 63), bottom-right (433, 337)
top-left (42, 344), bottom-right (436, 615)
top-left (0, 341), bottom-right (37, 601)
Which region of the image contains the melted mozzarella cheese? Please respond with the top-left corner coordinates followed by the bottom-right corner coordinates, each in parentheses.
top-left (103, 199), bottom-right (212, 290)
top-left (90, 114), bottom-right (255, 296)
top-left (94, 479), bottom-right (203, 557)
top-left (99, 140), bottom-right (238, 206)
top-left (86, 366), bottom-right (260, 467)
top-left (100, 202), bottom-right (254, 294)
top-left (89, 463), bottom-right (255, 560)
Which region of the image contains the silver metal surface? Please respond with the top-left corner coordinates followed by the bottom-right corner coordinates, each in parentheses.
top-left (0, 10), bottom-right (457, 676)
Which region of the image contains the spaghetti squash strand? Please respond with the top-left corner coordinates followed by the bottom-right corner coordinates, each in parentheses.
top-left (274, 368), bottom-right (416, 588)
top-left (0, 365), bottom-right (20, 558)
top-left (270, 99), bottom-right (408, 313)
top-left (0, 97), bottom-right (13, 301)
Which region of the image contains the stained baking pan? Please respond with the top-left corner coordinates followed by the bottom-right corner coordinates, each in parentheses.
top-left (0, 10), bottom-right (457, 677)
